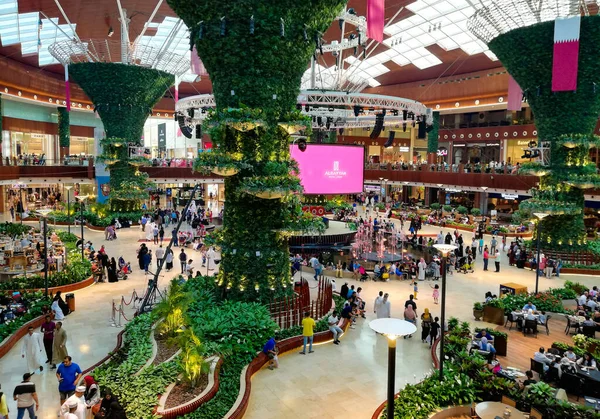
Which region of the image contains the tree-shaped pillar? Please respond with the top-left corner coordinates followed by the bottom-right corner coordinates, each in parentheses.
top-left (167, 0), bottom-right (345, 301)
top-left (471, 14), bottom-right (600, 247)
top-left (69, 62), bottom-right (174, 211)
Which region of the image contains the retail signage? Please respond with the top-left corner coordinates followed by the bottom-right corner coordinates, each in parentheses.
top-left (364, 184), bottom-right (380, 191)
top-left (501, 193), bottom-right (519, 200)
top-left (301, 206), bottom-right (325, 216)
top-left (445, 188), bottom-right (462, 193)
top-left (399, 146), bottom-right (410, 152)
top-left (436, 149), bottom-right (448, 156)
top-left (486, 143), bottom-right (500, 146)
top-left (158, 123), bottom-right (167, 151)
top-left (517, 140), bottom-right (530, 146)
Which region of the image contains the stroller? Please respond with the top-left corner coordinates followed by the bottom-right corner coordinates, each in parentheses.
top-left (457, 255), bottom-right (475, 274)
top-left (358, 266), bottom-right (370, 282)
top-left (425, 262), bottom-right (437, 279)
top-left (118, 257), bottom-right (132, 280)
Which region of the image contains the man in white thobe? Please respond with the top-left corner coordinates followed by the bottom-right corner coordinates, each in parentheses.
top-left (21, 326), bottom-right (44, 373)
top-left (377, 293), bottom-right (391, 319)
top-left (373, 291), bottom-right (384, 317)
top-left (206, 247), bottom-right (216, 271)
top-left (60, 386), bottom-right (86, 419)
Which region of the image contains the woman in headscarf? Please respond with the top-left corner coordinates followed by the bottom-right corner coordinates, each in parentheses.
top-left (525, 309), bottom-right (536, 321)
top-left (84, 376), bottom-right (101, 408)
top-left (558, 357), bottom-right (575, 378)
top-left (417, 258), bottom-right (427, 281)
top-left (54, 291), bottom-right (70, 316)
top-left (107, 401), bottom-right (126, 419)
top-left (479, 337), bottom-right (496, 354)
top-left (403, 304), bottom-right (417, 339)
top-left (420, 308), bottom-right (432, 343)
top-left (94, 390), bottom-right (117, 419)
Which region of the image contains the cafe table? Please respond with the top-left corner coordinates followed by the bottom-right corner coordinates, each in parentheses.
top-left (577, 366), bottom-right (600, 383)
top-left (475, 402), bottom-right (527, 419)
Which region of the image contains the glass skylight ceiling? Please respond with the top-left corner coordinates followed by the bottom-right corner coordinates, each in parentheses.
top-left (0, 0), bottom-right (76, 65)
top-left (304, 0), bottom-right (499, 90)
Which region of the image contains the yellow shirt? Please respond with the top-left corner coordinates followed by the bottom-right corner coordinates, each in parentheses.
top-left (0, 393), bottom-right (8, 416)
top-left (302, 317), bottom-right (315, 337)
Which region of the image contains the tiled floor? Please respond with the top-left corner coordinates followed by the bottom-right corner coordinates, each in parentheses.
top-left (0, 212), bottom-right (597, 419)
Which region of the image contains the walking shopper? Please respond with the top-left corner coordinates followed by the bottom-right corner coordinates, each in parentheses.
top-left (13, 373), bottom-right (39, 419)
top-left (421, 308), bottom-right (432, 343)
top-left (494, 250), bottom-right (502, 273)
top-left (21, 327), bottom-right (44, 373)
top-left (40, 315), bottom-right (55, 366)
top-left (165, 248), bottom-right (174, 271)
top-left (155, 245), bottom-right (165, 268)
top-left (373, 291), bottom-right (384, 317)
top-left (52, 322), bottom-right (68, 369)
top-left (299, 312), bottom-right (315, 355)
top-left (179, 249), bottom-right (187, 274)
top-left (56, 356), bottom-right (82, 405)
top-left (328, 311), bottom-right (343, 344)
top-left (429, 317), bottom-right (441, 348)
top-left (430, 284), bottom-right (440, 304)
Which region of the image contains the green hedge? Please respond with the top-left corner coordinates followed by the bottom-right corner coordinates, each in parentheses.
top-left (57, 107), bottom-right (70, 148)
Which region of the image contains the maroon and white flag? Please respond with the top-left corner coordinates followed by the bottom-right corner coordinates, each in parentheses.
top-left (507, 75), bottom-right (523, 111)
top-left (367, 0), bottom-right (385, 43)
top-left (552, 15), bottom-right (581, 92)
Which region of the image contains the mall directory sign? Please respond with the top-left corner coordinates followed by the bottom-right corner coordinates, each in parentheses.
top-left (290, 144), bottom-right (364, 195)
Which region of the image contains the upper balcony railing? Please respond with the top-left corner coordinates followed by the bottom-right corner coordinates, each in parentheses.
top-left (3, 156), bottom-right (94, 167)
top-left (365, 162), bottom-right (521, 175)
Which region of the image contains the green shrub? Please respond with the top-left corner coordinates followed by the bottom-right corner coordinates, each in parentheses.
top-left (565, 280), bottom-right (591, 294)
top-left (443, 205), bottom-right (452, 212)
top-left (456, 206), bottom-right (468, 215)
top-left (470, 208), bottom-right (481, 216)
top-left (430, 203), bottom-right (441, 210)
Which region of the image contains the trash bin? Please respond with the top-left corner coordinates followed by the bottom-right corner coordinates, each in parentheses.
top-left (66, 293), bottom-right (75, 312)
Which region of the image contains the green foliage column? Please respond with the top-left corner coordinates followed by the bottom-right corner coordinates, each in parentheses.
top-left (167, 0), bottom-right (346, 301)
top-left (57, 107), bottom-right (70, 158)
top-left (69, 63), bottom-right (174, 210)
top-left (489, 16), bottom-right (600, 246)
top-left (427, 111), bottom-right (440, 154)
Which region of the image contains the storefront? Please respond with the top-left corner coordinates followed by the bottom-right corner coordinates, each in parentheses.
top-left (452, 142), bottom-right (501, 164)
top-left (505, 139), bottom-right (537, 164)
top-left (69, 136), bottom-right (95, 156)
top-left (444, 188), bottom-right (475, 209)
top-left (487, 192), bottom-right (525, 214)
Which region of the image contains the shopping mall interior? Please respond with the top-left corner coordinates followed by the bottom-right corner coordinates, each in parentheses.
top-left (0, 1), bottom-right (599, 419)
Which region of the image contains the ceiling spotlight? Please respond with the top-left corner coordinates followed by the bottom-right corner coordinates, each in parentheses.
top-left (107, 26), bottom-right (114, 37)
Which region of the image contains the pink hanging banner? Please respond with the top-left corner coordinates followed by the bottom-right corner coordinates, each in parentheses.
top-left (507, 75), bottom-right (522, 111)
top-left (191, 46), bottom-right (208, 76)
top-left (367, 0), bottom-right (385, 43)
top-left (64, 65), bottom-right (71, 111)
top-left (552, 16), bottom-right (581, 92)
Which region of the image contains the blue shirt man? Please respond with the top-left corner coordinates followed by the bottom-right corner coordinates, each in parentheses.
top-left (56, 356), bottom-right (82, 401)
top-left (522, 302), bottom-right (537, 311)
top-left (263, 338), bottom-right (276, 355)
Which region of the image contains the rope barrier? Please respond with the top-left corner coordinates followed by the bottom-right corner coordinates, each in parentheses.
top-left (119, 305), bottom-right (133, 322)
top-left (121, 289), bottom-right (139, 306)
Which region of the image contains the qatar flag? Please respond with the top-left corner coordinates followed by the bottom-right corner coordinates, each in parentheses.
top-left (552, 16), bottom-right (581, 92)
top-left (367, 0), bottom-right (385, 43)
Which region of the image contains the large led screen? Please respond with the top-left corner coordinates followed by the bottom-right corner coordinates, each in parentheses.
top-left (290, 144), bottom-right (364, 195)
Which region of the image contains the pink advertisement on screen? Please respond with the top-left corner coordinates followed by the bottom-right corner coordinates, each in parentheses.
top-left (290, 144), bottom-right (365, 194)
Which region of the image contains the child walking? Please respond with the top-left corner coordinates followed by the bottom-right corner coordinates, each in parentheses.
top-left (430, 283), bottom-right (440, 304)
top-left (413, 281), bottom-right (419, 300)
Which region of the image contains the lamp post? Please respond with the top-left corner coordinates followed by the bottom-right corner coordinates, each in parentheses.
top-left (433, 243), bottom-right (457, 381)
top-left (533, 212), bottom-right (550, 294)
top-left (369, 318), bottom-right (417, 419)
top-left (65, 186), bottom-right (73, 234)
top-left (77, 195), bottom-right (88, 260)
top-left (37, 209), bottom-right (53, 297)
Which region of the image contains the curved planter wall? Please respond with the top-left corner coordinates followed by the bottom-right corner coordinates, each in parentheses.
top-left (0, 276), bottom-right (94, 360)
top-left (224, 318), bottom-right (350, 419)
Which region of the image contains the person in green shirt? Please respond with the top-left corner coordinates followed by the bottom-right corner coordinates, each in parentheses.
top-left (299, 312), bottom-right (315, 355)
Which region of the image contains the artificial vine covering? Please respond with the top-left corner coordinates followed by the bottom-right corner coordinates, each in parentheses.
top-left (489, 16), bottom-right (600, 246)
top-left (167, 0), bottom-right (347, 302)
top-left (57, 106), bottom-right (70, 148)
top-left (427, 111), bottom-right (439, 153)
top-left (69, 62), bottom-right (174, 210)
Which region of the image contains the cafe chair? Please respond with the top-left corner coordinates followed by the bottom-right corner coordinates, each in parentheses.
top-left (505, 312), bottom-right (517, 330)
top-left (542, 314), bottom-right (551, 335)
top-left (582, 325), bottom-right (596, 338)
top-left (523, 319), bottom-right (538, 337)
top-left (565, 315), bottom-right (581, 335)
top-left (501, 395), bottom-right (517, 407)
top-left (530, 358), bottom-right (546, 380)
top-left (529, 407), bottom-right (543, 419)
top-left (470, 401), bottom-right (478, 419)
top-left (560, 373), bottom-right (584, 401)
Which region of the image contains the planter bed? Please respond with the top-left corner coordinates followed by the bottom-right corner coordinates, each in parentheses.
top-left (1, 275), bottom-right (95, 296)
top-left (156, 356), bottom-right (222, 419)
top-left (153, 327), bottom-right (181, 366)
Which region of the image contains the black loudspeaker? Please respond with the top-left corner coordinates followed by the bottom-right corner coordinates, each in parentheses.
top-left (384, 131), bottom-right (395, 148)
top-left (370, 112), bottom-right (385, 139)
top-left (417, 121), bottom-right (426, 139)
top-left (177, 114), bottom-right (193, 139)
top-left (195, 124), bottom-right (202, 139)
